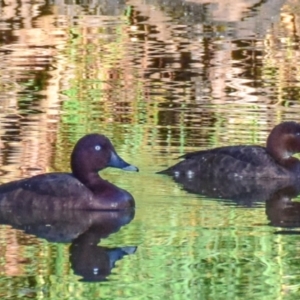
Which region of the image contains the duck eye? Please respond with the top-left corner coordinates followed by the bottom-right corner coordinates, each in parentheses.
top-left (95, 145), bottom-right (102, 151)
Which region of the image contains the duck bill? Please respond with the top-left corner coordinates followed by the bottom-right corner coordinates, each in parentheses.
top-left (108, 151), bottom-right (139, 172)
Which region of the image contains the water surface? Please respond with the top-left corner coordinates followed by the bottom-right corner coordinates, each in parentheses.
top-left (0, 0), bottom-right (300, 299)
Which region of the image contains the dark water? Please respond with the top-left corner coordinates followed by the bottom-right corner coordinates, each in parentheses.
top-left (1, 0), bottom-right (300, 299)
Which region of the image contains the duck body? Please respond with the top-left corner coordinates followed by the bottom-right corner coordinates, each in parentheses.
top-left (0, 134), bottom-right (138, 210)
top-left (0, 173), bottom-right (134, 210)
top-left (158, 122), bottom-right (300, 179)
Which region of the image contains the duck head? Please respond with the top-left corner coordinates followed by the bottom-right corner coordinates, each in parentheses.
top-left (70, 134), bottom-right (138, 184)
top-left (267, 121), bottom-right (300, 170)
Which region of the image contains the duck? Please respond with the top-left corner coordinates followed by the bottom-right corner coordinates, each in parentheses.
top-left (0, 134), bottom-right (138, 210)
top-left (157, 121), bottom-right (300, 179)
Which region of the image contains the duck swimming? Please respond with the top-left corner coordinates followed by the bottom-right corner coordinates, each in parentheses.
top-left (0, 134), bottom-right (138, 210)
top-left (158, 122), bottom-right (300, 179)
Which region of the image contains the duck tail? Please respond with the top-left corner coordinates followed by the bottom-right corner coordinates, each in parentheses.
top-left (156, 167), bottom-right (173, 175)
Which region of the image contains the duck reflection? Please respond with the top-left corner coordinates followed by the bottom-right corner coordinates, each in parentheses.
top-left (171, 173), bottom-right (297, 207)
top-left (0, 208), bottom-right (136, 281)
top-left (265, 185), bottom-right (300, 229)
top-left (70, 226), bottom-right (136, 282)
top-left (170, 173), bottom-right (300, 229)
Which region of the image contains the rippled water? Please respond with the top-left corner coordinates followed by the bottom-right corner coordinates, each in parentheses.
top-left (1, 0), bottom-right (300, 299)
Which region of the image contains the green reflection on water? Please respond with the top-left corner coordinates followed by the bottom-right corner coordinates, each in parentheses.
top-left (2, 0), bottom-right (300, 299)
top-left (47, 49), bottom-right (300, 300)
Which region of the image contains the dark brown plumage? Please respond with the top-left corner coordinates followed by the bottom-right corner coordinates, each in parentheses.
top-left (158, 122), bottom-right (300, 179)
top-left (0, 134), bottom-right (138, 210)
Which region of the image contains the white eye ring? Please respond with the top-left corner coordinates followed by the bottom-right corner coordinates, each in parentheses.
top-left (95, 145), bottom-right (101, 151)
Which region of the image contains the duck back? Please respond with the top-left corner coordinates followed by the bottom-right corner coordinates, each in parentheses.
top-left (159, 145), bottom-right (291, 178)
top-left (158, 122), bottom-right (300, 179)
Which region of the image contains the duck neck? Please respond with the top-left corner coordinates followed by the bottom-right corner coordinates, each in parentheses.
top-left (267, 136), bottom-right (300, 172)
top-left (282, 157), bottom-right (300, 173)
top-left (76, 170), bottom-right (121, 201)
top-left (73, 167), bottom-right (103, 187)
top-left (71, 157), bottom-right (102, 186)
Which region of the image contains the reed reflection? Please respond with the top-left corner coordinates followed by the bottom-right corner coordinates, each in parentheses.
top-left (0, 207), bottom-right (136, 282)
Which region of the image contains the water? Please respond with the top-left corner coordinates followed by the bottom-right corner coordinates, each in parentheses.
top-left (0, 0), bottom-right (300, 299)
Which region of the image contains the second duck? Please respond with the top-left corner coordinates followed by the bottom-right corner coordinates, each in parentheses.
top-left (158, 122), bottom-right (300, 179)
